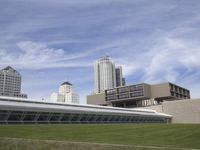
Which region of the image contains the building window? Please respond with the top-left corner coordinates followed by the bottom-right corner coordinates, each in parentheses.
top-left (106, 95), bottom-right (117, 101)
top-left (106, 89), bottom-right (117, 94)
top-left (118, 93), bottom-right (129, 99)
top-left (130, 91), bottom-right (144, 97)
top-left (130, 84), bottom-right (144, 91)
top-left (118, 87), bottom-right (130, 93)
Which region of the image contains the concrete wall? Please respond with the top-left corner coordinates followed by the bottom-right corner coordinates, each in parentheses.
top-left (143, 105), bottom-right (163, 113)
top-left (150, 83), bottom-right (171, 98)
top-left (162, 99), bottom-right (200, 124)
top-left (144, 99), bottom-right (200, 124)
top-left (143, 83), bottom-right (151, 98)
top-left (87, 93), bottom-right (108, 106)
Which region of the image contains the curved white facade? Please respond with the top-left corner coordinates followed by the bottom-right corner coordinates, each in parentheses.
top-left (94, 56), bottom-right (116, 93)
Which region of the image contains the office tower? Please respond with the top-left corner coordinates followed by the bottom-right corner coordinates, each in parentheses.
top-left (94, 56), bottom-right (116, 93)
top-left (50, 81), bottom-right (79, 104)
top-left (0, 66), bottom-right (27, 98)
top-left (115, 66), bottom-right (123, 87)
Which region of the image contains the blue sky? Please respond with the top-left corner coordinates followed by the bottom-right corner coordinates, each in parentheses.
top-left (0, 0), bottom-right (200, 103)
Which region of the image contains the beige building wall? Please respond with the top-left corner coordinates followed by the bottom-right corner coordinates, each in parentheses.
top-left (150, 83), bottom-right (171, 98)
top-left (87, 93), bottom-right (108, 106)
top-left (143, 83), bottom-right (151, 98)
top-left (144, 99), bottom-right (200, 124)
top-left (142, 104), bottom-right (163, 113)
top-left (162, 99), bottom-right (200, 124)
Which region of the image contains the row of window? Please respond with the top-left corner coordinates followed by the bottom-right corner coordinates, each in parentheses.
top-left (106, 84), bottom-right (144, 95)
top-left (171, 92), bottom-right (190, 99)
top-left (170, 84), bottom-right (190, 95)
top-left (106, 91), bottom-right (144, 101)
top-left (0, 111), bottom-right (166, 123)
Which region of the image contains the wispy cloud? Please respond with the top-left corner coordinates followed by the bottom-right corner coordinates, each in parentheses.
top-left (0, 41), bottom-right (93, 69)
top-left (1, 0), bottom-right (200, 101)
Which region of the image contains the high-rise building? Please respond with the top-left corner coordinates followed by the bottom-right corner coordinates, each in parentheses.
top-left (94, 56), bottom-right (116, 93)
top-left (0, 66), bottom-right (27, 98)
top-left (50, 81), bottom-right (79, 104)
top-left (94, 56), bottom-right (126, 93)
top-left (115, 66), bottom-right (123, 87)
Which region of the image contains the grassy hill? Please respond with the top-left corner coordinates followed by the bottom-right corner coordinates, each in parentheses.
top-left (0, 124), bottom-right (199, 150)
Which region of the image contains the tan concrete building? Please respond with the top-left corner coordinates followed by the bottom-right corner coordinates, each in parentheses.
top-left (87, 82), bottom-right (190, 108)
top-left (151, 82), bottom-right (190, 103)
top-left (87, 93), bottom-right (109, 106)
top-left (143, 99), bottom-right (200, 124)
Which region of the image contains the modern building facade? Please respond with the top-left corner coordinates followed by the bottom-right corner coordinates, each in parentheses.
top-left (87, 82), bottom-right (190, 108)
top-left (0, 66), bottom-right (27, 98)
top-left (94, 56), bottom-right (125, 94)
top-left (50, 82), bottom-right (79, 104)
top-left (0, 96), bottom-right (172, 124)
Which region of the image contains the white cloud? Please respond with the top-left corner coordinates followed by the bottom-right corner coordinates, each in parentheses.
top-left (0, 41), bottom-right (92, 69)
top-left (144, 36), bottom-right (200, 81)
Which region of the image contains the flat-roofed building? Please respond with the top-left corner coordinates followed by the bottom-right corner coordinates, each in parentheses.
top-left (105, 83), bottom-right (152, 107)
top-left (0, 96), bottom-right (172, 124)
top-left (151, 82), bottom-right (190, 104)
top-left (87, 82), bottom-right (191, 108)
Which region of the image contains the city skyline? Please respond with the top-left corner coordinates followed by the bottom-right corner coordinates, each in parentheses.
top-left (0, 0), bottom-right (200, 103)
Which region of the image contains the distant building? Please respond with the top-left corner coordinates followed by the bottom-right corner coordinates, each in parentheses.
top-left (0, 66), bottom-right (27, 98)
top-left (94, 56), bottom-right (125, 94)
top-left (94, 56), bottom-right (116, 93)
top-left (115, 66), bottom-right (123, 87)
top-left (87, 82), bottom-right (190, 108)
top-left (50, 81), bottom-right (79, 104)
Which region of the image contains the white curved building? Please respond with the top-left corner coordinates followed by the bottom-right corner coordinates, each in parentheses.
top-left (94, 56), bottom-right (116, 93)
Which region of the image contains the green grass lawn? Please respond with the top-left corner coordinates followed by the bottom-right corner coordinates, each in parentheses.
top-left (0, 124), bottom-right (199, 150)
